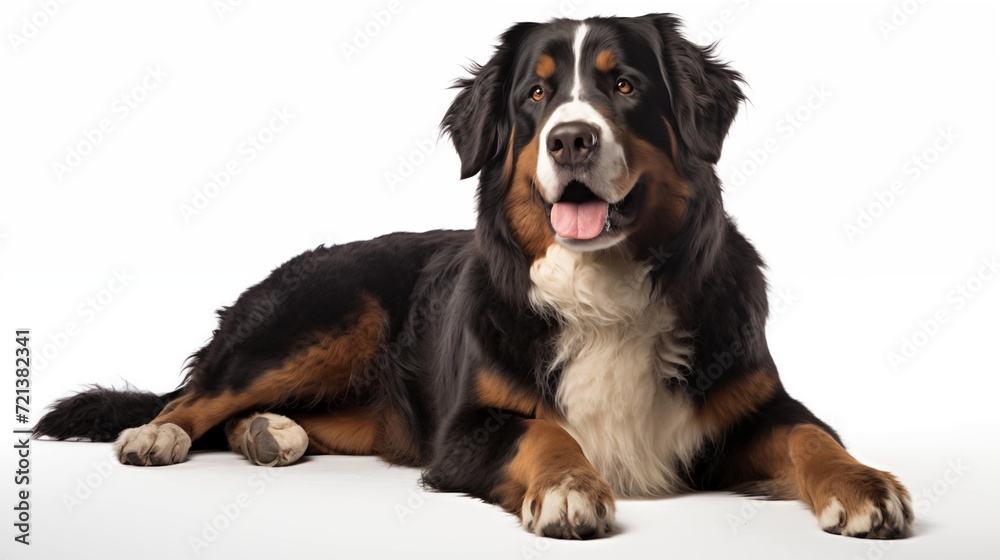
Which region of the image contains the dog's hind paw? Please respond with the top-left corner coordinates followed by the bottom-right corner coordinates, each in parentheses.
top-left (236, 413), bottom-right (308, 467)
top-left (115, 423), bottom-right (191, 466)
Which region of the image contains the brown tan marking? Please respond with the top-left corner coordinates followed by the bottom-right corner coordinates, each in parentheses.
top-left (224, 414), bottom-right (257, 452)
top-left (617, 126), bottom-right (691, 253)
top-left (493, 420), bottom-right (614, 537)
top-left (506, 133), bottom-right (555, 260)
top-left (535, 54), bottom-right (556, 80)
top-left (725, 426), bottom-right (800, 499)
top-left (564, 105), bottom-right (689, 258)
top-left (595, 50), bottom-right (617, 73)
top-left (295, 405), bottom-right (420, 465)
top-left (696, 369), bottom-right (778, 430)
top-left (663, 117), bottom-right (681, 165)
top-left (788, 424), bottom-right (912, 537)
top-left (151, 295), bottom-right (388, 440)
top-left (728, 424), bottom-right (913, 538)
top-left (501, 124), bottom-right (516, 187)
top-left (376, 404), bottom-right (423, 466)
top-left (290, 409), bottom-right (379, 455)
top-left (223, 407), bottom-right (421, 466)
top-left (475, 371), bottom-right (557, 420)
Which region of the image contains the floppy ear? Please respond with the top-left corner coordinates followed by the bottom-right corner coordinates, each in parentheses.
top-left (442, 23), bottom-right (537, 180)
top-left (646, 14), bottom-right (745, 164)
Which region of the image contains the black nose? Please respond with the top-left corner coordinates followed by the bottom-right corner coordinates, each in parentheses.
top-left (547, 121), bottom-right (599, 168)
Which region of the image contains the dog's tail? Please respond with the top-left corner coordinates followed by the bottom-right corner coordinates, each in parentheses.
top-left (33, 385), bottom-right (184, 442)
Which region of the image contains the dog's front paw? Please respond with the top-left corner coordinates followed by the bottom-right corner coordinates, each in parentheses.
top-left (115, 423), bottom-right (191, 466)
top-left (815, 465), bottom-right (913, 539)
top-left (520, 469), bottom-right (615, 539)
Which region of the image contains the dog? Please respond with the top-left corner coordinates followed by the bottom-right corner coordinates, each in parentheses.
top-left (36, 14), bottom-right (913, 540)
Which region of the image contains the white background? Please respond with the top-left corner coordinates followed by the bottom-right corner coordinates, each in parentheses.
top-left (2, 0), bottom-right (998, 558)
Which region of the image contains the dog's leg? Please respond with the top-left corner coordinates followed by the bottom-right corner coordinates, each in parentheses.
top-left (288, 409), bottom-right (379, 455)
top-left (224, 408), bottom-right (412, 466)
top-left (115, 295), bottom-right (389, 466)
top-left (424, 412), bottom-right (615, 539)
top-left (694, 367), bottom-right (913, 538)
top-left (787, 424), bottom-right (913, 538)
top-left (506, 420), bottom-right (616, 539)
top-left (722, 421), bottom-right (914, 538)
top-left (285, 405), bottom-right (423, 467)
top-left (225, 413), bottom-right (309, 466)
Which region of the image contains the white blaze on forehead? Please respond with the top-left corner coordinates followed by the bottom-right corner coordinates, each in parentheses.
top-left (570, 23), bottom-right (588, 101)
top-left (535, 23), bottom-right (626, 205)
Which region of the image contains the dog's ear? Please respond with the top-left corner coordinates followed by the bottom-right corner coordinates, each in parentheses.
top-left (442, 23), bottom-right (537, 180)
top-left (645, 14), bottom-right (745, 164)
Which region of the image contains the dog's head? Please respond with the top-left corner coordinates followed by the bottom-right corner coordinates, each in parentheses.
top-left (444, 14), bottom-right (744, 259)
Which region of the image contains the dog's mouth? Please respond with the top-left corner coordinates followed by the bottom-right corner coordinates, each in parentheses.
top-left (544, 180), bottom-right (644, 242)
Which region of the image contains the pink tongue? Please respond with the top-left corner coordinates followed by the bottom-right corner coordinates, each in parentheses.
top-left (550, 200), bottom-right (609, 240)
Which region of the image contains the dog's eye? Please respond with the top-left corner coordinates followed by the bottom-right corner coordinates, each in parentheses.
top-left (531, 85), bottom-right (545, 102)
top-left (616, 78), bottom-right (634, 95)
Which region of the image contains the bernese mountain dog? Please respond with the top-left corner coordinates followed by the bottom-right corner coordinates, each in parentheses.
top-left (36, 14), bottom-right (913, 540)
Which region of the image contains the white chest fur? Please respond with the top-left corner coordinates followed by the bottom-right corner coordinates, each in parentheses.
top-left (529, 244), bottom-right (706, 497)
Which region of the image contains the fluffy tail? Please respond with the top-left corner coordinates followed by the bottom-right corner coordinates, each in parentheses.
top-left (34, 385), bottom-right (183, 442)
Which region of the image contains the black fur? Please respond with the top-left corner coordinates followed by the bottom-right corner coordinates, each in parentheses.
top-left (647, 14), bottom-right (745, 164)
top-left (35, 386), bottom-right (181, 442)
top-left (33, 14), bottom-right (890, 539)
top-left (34, 12), bottom-right (819, 481)
top-left (443, 22), bottom-right (539, 180)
